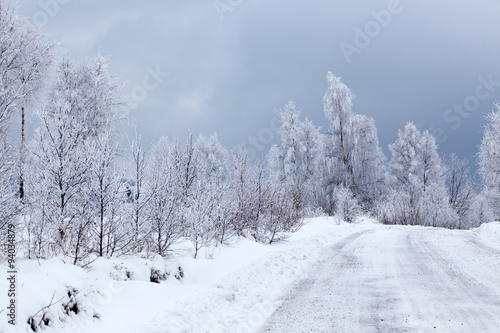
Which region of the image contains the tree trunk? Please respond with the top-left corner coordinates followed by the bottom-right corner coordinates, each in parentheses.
top-left (19, 106), bottom-right (25, 200)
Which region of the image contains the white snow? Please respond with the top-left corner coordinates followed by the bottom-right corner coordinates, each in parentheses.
top-left (473, 221), bottom-right (500, 251)
top-left (2, 218), bottom-right (500, 332)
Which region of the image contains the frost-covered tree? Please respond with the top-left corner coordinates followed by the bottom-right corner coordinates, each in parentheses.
top-left (388, 123), bottom-right (446, 194)
top-left (388, 123), bottom-right (424, 195)
top-left (78, 54), bottom-right (125, 257)
top-left (161, 132), bottom-right (235, 257)
top-left (25, 53), bottom-right (126, 262)
top-left (230, 148), bottom-right (266, 238)
top-left (172, 133), bottom-right (198, 232)
top-left (315, 135), bottom-right (336, 214)
top-left (195, 133), bottom-right (232, 244)
top-left (478, 103), bottom-right (500, 220)
top-left (302, 119), bottom-right (321, 184)
top-left (185, 182), bottom-right (216, 258)
top-left (302, 118), bottom-right (323, 211)
top-left (465, 194), bottom-right (494, 228)
top-left (419, 183), bottom-right (457, 228)
top-left (87, 128), bottom-right (123, 257)
top-left (260, 182), bottom-right (303, 244)
top-left (80, 52), bottom-right (124, 137)
top-left (0, 0), bottom-right (54, 127)
top-left (145, 137), bottom-right (182, 256)
top-left (0, 0), bottom-right (55, 200)
top-left (420, 131), bottom-right (445, 192)
top-left (127, 134), bottom-right (150, 253)
top-left (179, 133), bottom-right (230, 258)
top-left (269, 101), bottom-right (320, 210)
top-left (319, 73), bottom-right (385, 211)
top-left (0, 0), bottom-right (20, 135)
top-left (447, 154), bottom-right (478, 229)
top-left (386, 123), bottom-right (456, 227)
top-left (28, 58), bottom-right (93, 261)
top-left (350, 114), bottom-right (386, 206)
top-left (322, 73), bottom-right (355, 189)
top-left (334, 185), bottom-right (360, 223)
top-left (377, 189), bottom-right (421, 226)
top-left (0, 2), bottom-right (21, 244)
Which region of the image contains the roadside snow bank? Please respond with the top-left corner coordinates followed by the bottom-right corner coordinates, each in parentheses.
top-left (0, 255), bottom-right (174, 333)
top-left (473, 221), bottom-right (500, 250)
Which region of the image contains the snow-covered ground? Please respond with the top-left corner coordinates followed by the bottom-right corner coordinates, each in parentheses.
top-left (262, 224), bottom-right (500, 332)
top-left (1, 218), bottom-right (500, 333)
top-left (473, 221), bottom-right (500, 252)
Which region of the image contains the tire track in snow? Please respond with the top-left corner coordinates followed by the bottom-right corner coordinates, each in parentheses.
top-left (260, 228), bottom-right (500, 333)
top-left (406, 230), bottom-right (500, 332)
top-left (260, 229), bottom-right (416, 333)
top-left (260, 229), bottom-right (375, 332)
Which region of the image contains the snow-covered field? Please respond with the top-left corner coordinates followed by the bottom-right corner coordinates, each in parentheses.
top-left (1, 218), bottom-right (500, 333)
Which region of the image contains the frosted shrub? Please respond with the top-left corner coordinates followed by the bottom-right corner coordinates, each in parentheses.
top-left (334, 185), bottom-right (361, 223)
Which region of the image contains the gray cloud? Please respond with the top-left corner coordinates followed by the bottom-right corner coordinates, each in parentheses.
top-left (18, 0), bottom-right (500, 168)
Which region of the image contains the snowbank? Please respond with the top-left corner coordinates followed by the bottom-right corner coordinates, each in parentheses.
top-left (0, 254), bottom-right (174, 333)
top-left (472, 221), bottom-right (500, 250)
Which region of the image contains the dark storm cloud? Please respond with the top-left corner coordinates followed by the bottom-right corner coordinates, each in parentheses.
top-left (18, 0), bottom-right (500, 167)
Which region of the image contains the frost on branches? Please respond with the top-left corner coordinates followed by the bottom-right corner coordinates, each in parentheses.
top-left (382, 123), bottom-right (457, 227)
top-left (268, 101), bottom-right (320, 212)
top-left (479, 103), bottom-right (500, 220)
top-left (26, 55), bottom-right (124, 263)
top-left (0, 0), bottom-right (53, 252)
top-left (318, 73), bottom-right (385, 214)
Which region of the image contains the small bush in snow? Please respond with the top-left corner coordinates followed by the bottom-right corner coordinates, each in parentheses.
top-left (175, 266), bottom-right (185, 280)
top-left (150, 268), bottom-right (170, 283)
top-left (334, 185), bottom-right (361, 223)
top-left (260, 184), bottom-right (304, 244)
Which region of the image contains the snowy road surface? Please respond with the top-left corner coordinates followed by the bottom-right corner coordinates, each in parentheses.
top-left (261, 227), bottom-right (500, 333)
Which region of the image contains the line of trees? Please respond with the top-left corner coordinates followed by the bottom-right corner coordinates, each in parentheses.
top-left (269, 73), bottom-right (497, 229)
top-left (1, 0), bottom-right (499, 265)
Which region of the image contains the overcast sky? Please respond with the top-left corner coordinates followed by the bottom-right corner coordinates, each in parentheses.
top-left (18, 0), bottom-right (500, 169)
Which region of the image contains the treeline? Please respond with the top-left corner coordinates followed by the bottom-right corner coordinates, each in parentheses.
top-left (269, 75), bottom-right (498, 229)
top-left (1, 0), bottom-right (499, 264)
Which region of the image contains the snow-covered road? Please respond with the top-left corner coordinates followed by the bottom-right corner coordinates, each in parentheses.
top-left (261, 227), bottom-right (500, 332)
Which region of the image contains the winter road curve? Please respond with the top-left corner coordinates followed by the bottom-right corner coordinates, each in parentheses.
top-left (260, 227), bottom-right (500, 333)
